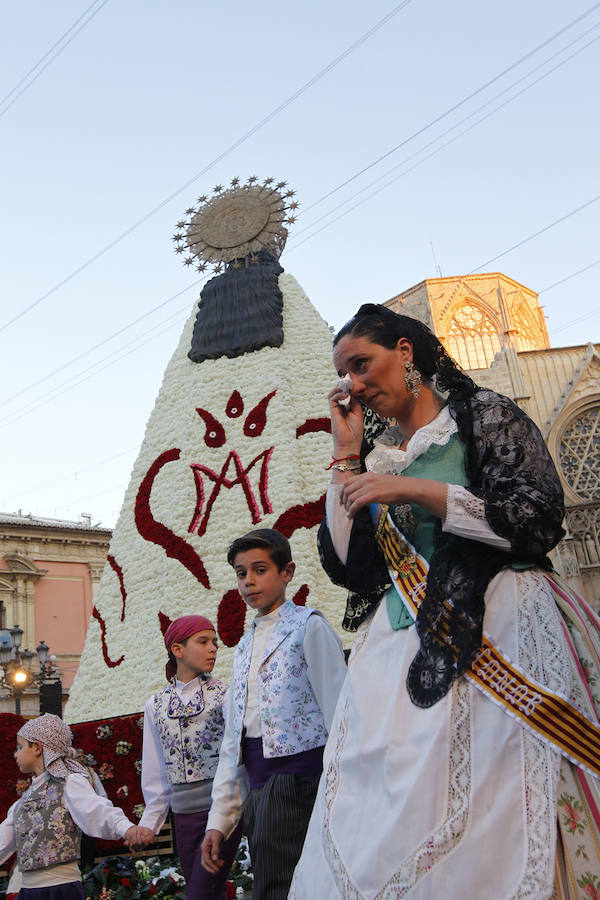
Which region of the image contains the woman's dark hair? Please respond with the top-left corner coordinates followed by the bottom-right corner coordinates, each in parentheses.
top-left (334, 303), bottom-right (476, 396)
top-left (227, 528), bottom-right (292, 571)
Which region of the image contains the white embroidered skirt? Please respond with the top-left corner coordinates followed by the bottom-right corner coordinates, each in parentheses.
top-left (289, 568), bottom-right (570, 899)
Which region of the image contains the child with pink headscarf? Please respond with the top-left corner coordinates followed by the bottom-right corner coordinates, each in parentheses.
top-left (135, 614), bottom-right (242, 898)
top-left (0, 713), bottom-right (138, 900)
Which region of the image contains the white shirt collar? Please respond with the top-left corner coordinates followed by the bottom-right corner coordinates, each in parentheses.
top-left (253, 605), bottom-right (283, 628)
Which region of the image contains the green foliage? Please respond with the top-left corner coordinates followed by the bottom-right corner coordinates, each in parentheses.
top-left (82, 855), bottom-right (186, 899)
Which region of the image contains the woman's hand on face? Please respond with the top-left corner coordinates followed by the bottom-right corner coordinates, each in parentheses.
top-left (339, 472), bottom-right (407, 517)
top-left (328, 384), bottom-right (364, 457)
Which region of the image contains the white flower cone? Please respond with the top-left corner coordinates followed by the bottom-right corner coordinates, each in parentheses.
top-left (65, 273), bottom-right (347, 721)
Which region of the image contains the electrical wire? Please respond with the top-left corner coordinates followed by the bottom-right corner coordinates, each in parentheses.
top-left (288, 23), bottom-right (600, 245)
top-left (2, 9), bottom-right (599, 428)
top-left (3, 446), bottom-right (139, 501)
top-left (0, 0), bottom-right (415, 335)
top-left (539, 257), bottom-right (600, 294)
top-left (286, 35), bottom-right (600, 253)
top-left (0, 279), bottom-right (202, 409)
top-left (469, 194), bottom-right (600, 274)
top-left (0, 303), bottom-right (192, 429)
top-left (0, 0), bottom-right (111, 119)
top-left (297, 0), bottom-right (600, 218)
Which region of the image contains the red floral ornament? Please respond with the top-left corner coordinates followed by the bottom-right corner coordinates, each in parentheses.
top-left (273, 495), bottom-right (326, 539)
top-left (135, 448), bottom-right (210, 588)
top-left (292, 584), bottom-right (310, 606)
top-left (244, 390), bottom-right (276, 437)
top-left (188, 447), bottom-right (274, 537)
top-left (158, 611), bottom-right (172, 635)
top-left (217, 590), bottom-right (247, 647)
top-left (92, 606), bottom-right (125, 668)
top-left (196, 407), bottom-right (227, 448)
top-left (107, 553), bottom-right (128, 622)
top-left (296, 417), bottom-right (331, 438)
top-left (225, 390), bottom-right (244, 418)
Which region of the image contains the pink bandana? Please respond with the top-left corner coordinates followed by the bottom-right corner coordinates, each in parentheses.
top-left (164, 615), bottom-right (216, 680)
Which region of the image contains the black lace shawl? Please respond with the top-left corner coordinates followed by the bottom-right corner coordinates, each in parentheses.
top-left (318, 389), bottom-right (565, 707)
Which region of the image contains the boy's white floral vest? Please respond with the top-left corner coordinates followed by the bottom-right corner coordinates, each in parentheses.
top-left (232, 600), bottom-right (328, 758)
top-left (14, 776), bottom-right (81, 872)
top-left (153, 675), bottom-right (228, 784)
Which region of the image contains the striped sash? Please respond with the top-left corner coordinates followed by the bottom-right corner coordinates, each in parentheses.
top-left (373, 503), bottom-right (600, 779)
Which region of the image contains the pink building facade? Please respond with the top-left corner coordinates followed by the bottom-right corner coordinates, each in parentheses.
top-left (0, 512), bottom-right (111, 716)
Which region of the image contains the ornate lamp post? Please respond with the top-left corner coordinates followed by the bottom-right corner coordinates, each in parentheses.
top-left (0, 626), bottom-right (62, 715)
top-left (0, 625), bottom-right (32, 714)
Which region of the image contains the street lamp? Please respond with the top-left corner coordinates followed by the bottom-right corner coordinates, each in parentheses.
top-left (0, 627), bottom-right (62, 715)
top-left (10, 624), bottom-right (23, 651)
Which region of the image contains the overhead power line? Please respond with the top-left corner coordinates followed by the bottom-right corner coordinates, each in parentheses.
top-left (297, 0), bottom-right (600, 218)
top-left (0, 0), bottom-right (415, 336)
top-left (539, 257), bottom-right (600, 294)
top-left (0, 0), bottom-right (110, 118)
top-left (4, 17), bottom-right (597, 416)
top-left (0, 302), bottom-right (193, 429)
top-left (552, 309), bottom-right (600, 334)
top-left (4, 446), bottom-right (138, 501)
top-left (469, 194), bottom-right (600, 273)
top-left (0, 279), bottom-right (202, 409)
top-left (288, 23), bottom-right (600, 246)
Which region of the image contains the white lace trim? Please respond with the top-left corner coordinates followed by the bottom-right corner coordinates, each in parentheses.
top-left (443, 484), bottom-right (513, 551)
top-left (510, 570), bottom-right (571, 899)
top-left (448, 483), bottom-right (486, 520)
top-left (320, 678), bottom-right (472, 899)
top-left (365, 405), bottom-right (457, 476)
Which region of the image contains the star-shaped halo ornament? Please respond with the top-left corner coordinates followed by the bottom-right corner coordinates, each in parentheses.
top-left (173, 177), bottom-right (298, 274)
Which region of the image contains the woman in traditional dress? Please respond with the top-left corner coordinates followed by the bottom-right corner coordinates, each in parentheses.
top-left (290, 304), bottom-right (600, 899)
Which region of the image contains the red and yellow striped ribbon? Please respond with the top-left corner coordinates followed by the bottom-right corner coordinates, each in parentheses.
top-left (374, 504), bottom-right (600, 779)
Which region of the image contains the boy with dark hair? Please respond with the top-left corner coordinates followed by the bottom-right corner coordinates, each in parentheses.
top-left (201, 528), bottom-right (347, 900)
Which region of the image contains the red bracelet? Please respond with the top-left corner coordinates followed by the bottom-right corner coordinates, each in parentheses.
top-left (326, 455), bottom-right (360, 470)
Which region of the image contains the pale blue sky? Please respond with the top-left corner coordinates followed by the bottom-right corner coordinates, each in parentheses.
top-left (1, 0), bottom-right (598, 526)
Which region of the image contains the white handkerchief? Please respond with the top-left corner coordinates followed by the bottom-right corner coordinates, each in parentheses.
top-left (337, 373), bottom-right (352, 408)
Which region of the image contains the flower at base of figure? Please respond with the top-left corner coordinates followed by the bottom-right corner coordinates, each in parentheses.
top-left (115, 740), bottom-right (133, 756)
top-left (96, 725), bottom-right (113, 740)
top-left (98, 763), bottom-right (114, 781)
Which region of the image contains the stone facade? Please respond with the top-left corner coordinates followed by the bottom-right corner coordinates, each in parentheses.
top-left (385, 272), bottom-right (600, 611)
top-left (0, 512), bottom-right (111, 715)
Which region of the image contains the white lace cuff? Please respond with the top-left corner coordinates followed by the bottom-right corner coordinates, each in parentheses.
top-left (325, 482), bottom-right (353, 565)
top-left (443, 484), bottom-right (512, 551)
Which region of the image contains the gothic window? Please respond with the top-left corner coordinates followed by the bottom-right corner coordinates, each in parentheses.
top-left (446, 304), bottom-right (501, 369)
top-left (559, 405), bottom-right (600, 500)
top-left (512, 304), bottom-right (539, 351)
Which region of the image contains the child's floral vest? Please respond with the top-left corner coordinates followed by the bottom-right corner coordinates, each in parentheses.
top-left (14, 776), bottom-right (81, 871)
top-left (231, 600), bottom-right (328, 758)
top-left (153, 675), bottom-right (228, 784)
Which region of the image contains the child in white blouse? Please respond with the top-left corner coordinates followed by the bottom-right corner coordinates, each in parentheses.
top-left (0, 714), bottom-right (138, 900)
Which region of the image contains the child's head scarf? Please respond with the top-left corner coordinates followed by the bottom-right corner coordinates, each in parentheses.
top-left (18, 714), bottom-right (87, 778)
top-left (164, 615), bottom-right (216, 680)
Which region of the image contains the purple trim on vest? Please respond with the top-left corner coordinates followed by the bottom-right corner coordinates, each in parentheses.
top-left (241, 736), bottom-right (324, 789)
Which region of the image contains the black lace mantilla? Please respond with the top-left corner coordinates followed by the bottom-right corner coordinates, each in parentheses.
top-left (318, 388), bottom-right (565, 708)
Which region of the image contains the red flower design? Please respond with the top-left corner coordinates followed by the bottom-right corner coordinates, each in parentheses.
top-left (135, 448), bottom-right (210, 588)
top-left (218, 590), bottom-right (247, 647)
top-left (92, 607), bottom-right (125, 668)
top-left (107, 554), bottom-right (128, 622)
top-left (226, 390), bottom-right (244, 418)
